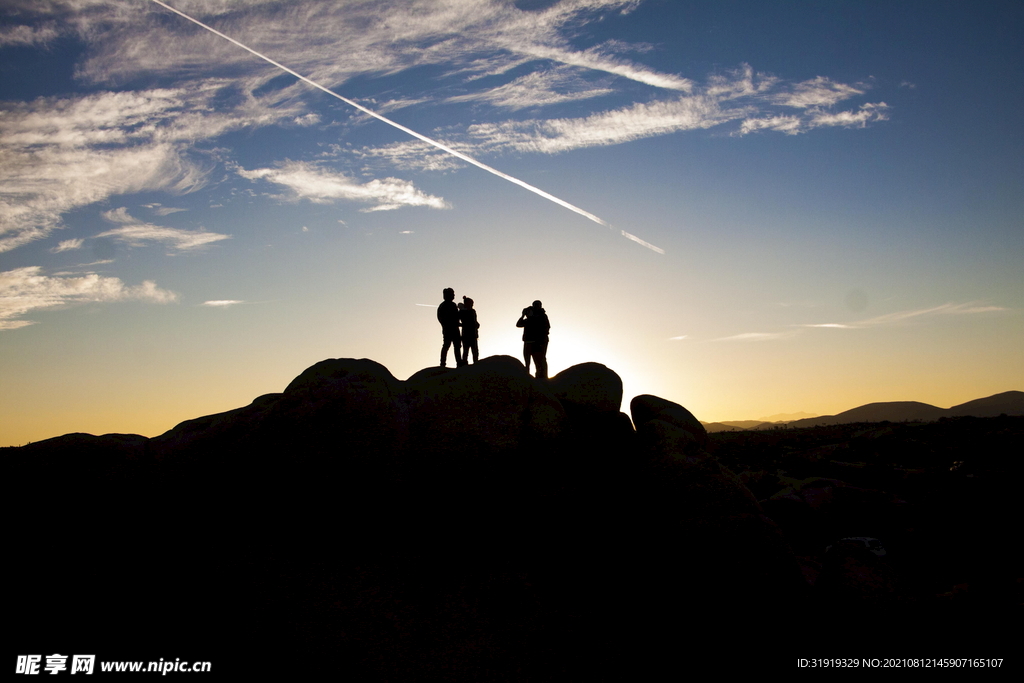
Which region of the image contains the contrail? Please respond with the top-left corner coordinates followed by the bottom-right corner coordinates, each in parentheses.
top-left (148, 0), bottom-right (664, 254)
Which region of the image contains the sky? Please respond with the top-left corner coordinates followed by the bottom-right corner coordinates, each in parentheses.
top-left (1, 0), bottom-right (1022, 446)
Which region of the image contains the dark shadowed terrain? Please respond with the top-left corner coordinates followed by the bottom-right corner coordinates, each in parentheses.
top-left (8, 357), bottom-right (1020, 677)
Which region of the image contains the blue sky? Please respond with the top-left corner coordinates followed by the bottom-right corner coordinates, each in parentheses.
top-left (1, 0), bottom-right (1021, 445)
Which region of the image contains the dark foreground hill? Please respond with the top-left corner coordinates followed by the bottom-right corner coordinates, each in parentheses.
top-left (8, 357), bottom-right (1020, 676)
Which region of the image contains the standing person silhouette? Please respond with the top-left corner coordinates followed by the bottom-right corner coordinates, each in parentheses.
top-left (437, 287), bottom-right (463, 367)
top-left (516, 300), bottom-right (550, 379)
top-left (460, 296), bottom-right (480, 365)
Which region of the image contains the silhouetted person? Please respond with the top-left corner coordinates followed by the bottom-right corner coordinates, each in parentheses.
top-left (438, 287), bottom-right (463, 367)
top-left (516, 300), bottom-right (550, 379)
top-left (460, 296), bottom-right (480, 365)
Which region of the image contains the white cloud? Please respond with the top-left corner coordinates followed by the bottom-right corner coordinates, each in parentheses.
top-left (698, 301), bottom-right (1007, 343)
top-left (462, 94), bottom-right (736, 154)
top-left (358, 64), bottom-right (884, 161)
top-left (362, 97), bottom-right (434, 114)
top-left (356, 140), bottom-right (467, 173)
top-left (447, 66), bottom-right (614, 110)
top-left (737, 102), bottom-right (888, 137)
top-left (738, 115), bottom-right (804, 136)
top-left (152, 206), bottom-right (188, 216)
top-left (202, 300), bottom-right (244, 307)
top-left (236, 162), bottom-right (450, 211)
top-left (774, 76), bottom-right (864, 108)
top-left (809, 102), bottom-right (889, 129)
top-left (510, 41), bottom-right (692, 92)
top-left (1, 1), bottom-right (895, 237)
top-left (713, 331), bottom-right (798, 342)
top-left (705, 64), bottom-right (779, 100)
top-left (792, 302), bottom-right (1007, 334)
top-left (95, 208), bottom-right (231, 251)
top-left (669, 335), bottom-right (688, 340)
top-left (51, 239), bottom-right (84, 253)
top-left (27, 0), bottom-right (683, 96)
top-left (0, 266), bottom-right (177, 330)
top-left (293, 112), bottom-right (321, 126)
top-left (852, 302), bottom-right (1007, 327)
top-left (0, 82), bottom-right (304, 252)
top-left (0, 22), bottom-right (60, 48)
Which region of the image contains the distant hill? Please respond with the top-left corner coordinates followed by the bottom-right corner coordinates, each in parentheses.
top-left (721, 420), bottom-right (770, 429)
top-left (757, 411), bottom-right (818, 422)
top-left (707, 391), bottom-right (1023, 431)
top-left (788, 401), bottom-right (946, 427)
top-left (787, 391), bottom-right (1024, 428)
top-left (702, 421), bottom-right (751, 433)
top-left (947, 391), bottom-right (1024, 417)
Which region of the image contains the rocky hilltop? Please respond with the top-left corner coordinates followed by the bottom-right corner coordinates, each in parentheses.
top-left (9, 357), bottom-right (1019, 675)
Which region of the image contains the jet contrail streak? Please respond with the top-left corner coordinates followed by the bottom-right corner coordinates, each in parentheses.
top-left (148, 0), bottom-right (664, 254)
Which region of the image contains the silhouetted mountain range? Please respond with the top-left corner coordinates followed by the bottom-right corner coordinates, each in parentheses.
top-left (703, 391), bottom-right (1023, 432)
top-left (758, 411), bottom-right (819, 422)
top-left (8, 358), bottom-right (1019, 675)
top-left (788, 391), bottom-right (1023, 427)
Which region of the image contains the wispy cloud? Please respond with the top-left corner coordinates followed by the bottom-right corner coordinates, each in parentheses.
top-left (0, 83), bottom-right (303, 252)
top-left (359, 64), bottom-right (888, 161)
top-left (0, 22), bottom-right (60, 48)
top-left (201, 300), bottom-right (244, 307)
top-left (355, 140), bottom-right (468, 173)
top-left (773, 76), bottom-right (864, 108)
top-left (447, 66), bottom-right (614, 110)
top-left (17, 0), bottom-right (681, 96)
top-left (152, 206), bottom-right (188, 216)
top-left (712, 331), bottom-right (799, 342)
top-left (787, 302), bottom-right (1008, 334)
top-left (737, 115), bottom-right (804, 135)
top-left (2, 1), bottom-right (892, 253)
top-left (505, 40), bottom-right (692, 92)
top-left (852, 302), bottom-right (1007, 327)
top-left (461, 94), bottom-right (735, 155)
top-left (808, 102), bottom-right (889, 129)
top-left (359, 97), bottom-right (434, 115)
top-left (0, 266), bottom-right (176, 330)
top-left (95, 208), bottom-right (231, 250)
top-left (236, 162), bottom-right (450, 211)
top-left (51, 239), bottom-right (84, 253)
top-left (144, 2), bottom-right (660, 249)
top-left (669, 335), bottom-right (688, 340)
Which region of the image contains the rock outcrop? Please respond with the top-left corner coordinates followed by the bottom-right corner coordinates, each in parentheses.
top-left (11, 355), bottom-right (1014, 676)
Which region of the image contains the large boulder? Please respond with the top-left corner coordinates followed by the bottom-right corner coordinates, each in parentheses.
top-left (156, 357), bottom-right (407, 458)
top-left (404, 355), bottom-right (566, 464)
top-left (276, 357), bottom-right (407, 454)
top-left (630, 394), bottom-right (707, 450)
top-left (549, 362), bottom-right (623, 414)
top-left (151, 358), bottom-right (409, 529)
